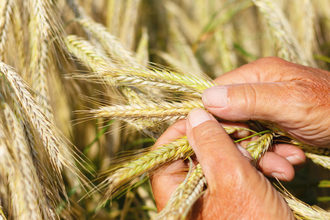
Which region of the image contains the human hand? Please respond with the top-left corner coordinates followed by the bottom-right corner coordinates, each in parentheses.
top-left (151, 109), bottom-right (294, 219)
top-left (203, 57), bottom-right (330, 147)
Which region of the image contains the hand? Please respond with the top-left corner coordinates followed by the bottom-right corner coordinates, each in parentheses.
top-left (203, 57), bottom-right (330, 147)
top-left (151, 109), bottom-right (294, 219)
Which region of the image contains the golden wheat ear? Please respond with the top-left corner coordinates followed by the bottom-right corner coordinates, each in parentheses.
top-left (0, 0), bottom-right (14, 60)
top-left (275, 182), bottom-right (330, 219)
top-left (155, 163), bottom-right (206, 220)
top-left (1, 62), bottom-right (92, 188)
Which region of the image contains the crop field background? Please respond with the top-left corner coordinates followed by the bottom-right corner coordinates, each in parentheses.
top-left (0, 0), bottom-right (329, 219)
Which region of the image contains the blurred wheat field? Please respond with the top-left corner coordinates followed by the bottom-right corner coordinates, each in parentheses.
top-left (0, 0), bottom-right (329, 219)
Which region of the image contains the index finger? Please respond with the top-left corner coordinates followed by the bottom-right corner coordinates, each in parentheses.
top-left (154, 119), bottom-right (186, 147)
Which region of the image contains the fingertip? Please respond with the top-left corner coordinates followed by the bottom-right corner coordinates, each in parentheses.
top-left (259, 152), bottom-right (295, 181)
top-left (273, 144), bottom-right (306, 165)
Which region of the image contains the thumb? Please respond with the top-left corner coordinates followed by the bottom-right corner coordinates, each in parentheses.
top-left (186, 109), bottom-right (253, 189)
top-left (202, 83), bottom-right (288, 121)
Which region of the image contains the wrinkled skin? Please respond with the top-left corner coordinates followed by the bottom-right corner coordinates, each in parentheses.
top-left (204, 57), bottom-right (330, 147)
top-left (151, 58), bottom-right (330, 219)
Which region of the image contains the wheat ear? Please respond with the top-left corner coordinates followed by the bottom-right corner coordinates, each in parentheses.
top-left (246, 133), bottom-right (273, 160)
top-left (279, 188), bottom-right (330, 219)
top-left (305, 153), bottom-right (330, 170)
top-left (2, 102), bottom-right (48, 219)
top-left (0, 0), bottom-right (13, 60)
top-left (76, 17), bottom-right (144, 69)
top-left (100, 137), bottom-right (193, 200)
top-left (120, 87), bottom-right (159, 131)
top-left (12, 2), bottom-right (26, 72)
top-left (100, 126), bottom-right (245, 200)
top-left (0, 62), bottom-right (82, 180)
top-left (89, 100), bottom-right (203, 122)
top-left (72, 17), bottom-right (214, 93)
top-left (65, 35), bottom-right (115, 72)
top-left (252, 0), bottom-right (312, 65)
top-left (0, 117), bottom-right (33, 220)
top-left (156, 163), bottom-right (206, 220)
top-left (65, 35), bottom-right (205, 96)
top-left (28, 0), bottom-right (55, 121)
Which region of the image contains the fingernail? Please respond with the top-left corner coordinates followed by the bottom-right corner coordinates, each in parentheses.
top-left (202, 86), bottom-right (228, 108)
top-left (236, 144), bottom-right (253, 160)
top-left (271, 172), bottom-right (288, 181)
top-left (286, 155), bottom-right (304, 164)
top-left (188, 109), bottom-right (213, 128)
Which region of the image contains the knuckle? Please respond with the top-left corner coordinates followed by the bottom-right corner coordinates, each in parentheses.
top-left (242, 84), bottom-right (258, 117)
top-left (194, 122), bottom-right (225, 145)
top-left (255, 56), bottom-right (284, 65)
